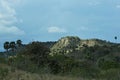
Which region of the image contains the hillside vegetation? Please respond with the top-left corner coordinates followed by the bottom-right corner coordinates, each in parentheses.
top-left (0, 36), bottom-right (120, 80)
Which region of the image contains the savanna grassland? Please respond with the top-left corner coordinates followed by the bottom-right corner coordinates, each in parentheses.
top-left (0, 36), bottom-right (120, 80)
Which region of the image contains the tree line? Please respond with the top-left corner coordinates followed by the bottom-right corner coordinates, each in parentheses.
top-left (3, 40), bottom-right (22, 52)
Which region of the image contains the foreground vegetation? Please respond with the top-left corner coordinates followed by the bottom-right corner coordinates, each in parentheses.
top-left (0, 36), bottom-right (120, 80)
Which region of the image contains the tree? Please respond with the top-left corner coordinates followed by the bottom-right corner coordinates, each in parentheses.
top-left (9, 41), bottom-right (16, 51)
top-left (4, 41), bottom-right (10, 58)
top-left (16, 40), bottom-right (22, 47)
top-left (21, 41), bottom-right (50, 66)
top-left (114, 36), bottom-right (117, 43)
top-left (115, 36), bottom-right (117, 40)
top-left (4, 42), bottom-right (10, 52)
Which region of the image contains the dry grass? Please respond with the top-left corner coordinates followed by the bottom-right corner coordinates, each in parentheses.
top-left (0, 64), bottom-right (82, 80)
top-left (0, 64), bottom-right (112, 80)
top-left (5, 70), bottom-right (84, 80)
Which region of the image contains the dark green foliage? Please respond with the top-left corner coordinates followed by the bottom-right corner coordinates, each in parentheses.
top-left (99, 69), bottom-right (120, 80)
top-left (0, 67), bottom-right (9, 80)
top-left (0, 57), bottom-right (7, 64)
top-left (6, 41), bottom-right (50, 73)
top-left (70, 60), bottom-right (100, 78)
top-left (9, 41), bottom-right (16, 51)
top-left (82, 48), bottom-right (94, 60)
top-left (115, 56), bottom-right (120, 62)
top-left (48, 55), bottom-right (79, 74)
top-left (4, 42), bottom-right (9, 52)
top-left (98, 60), bottom-right (120, 70)
top-left (8, 55), bottom-right (39, 73)
top-left (3, 40), bottom-right (24, 54)
top-left (115, 36), bottom-right (117, 40)
top-left (20, 41), bottom-right (50, 66)
top-left (16, 40), bottom-right (22, 47)
top-left (97, 56), bottom-right (120, 70)
top-left (1, 36), bottom-right (120, 79)
top-left (81, 45), bottom-right (112, 61)
top-left (3, 42), bottom-right (10, 58)
top-left (48, 58), bottom-right (61, 74)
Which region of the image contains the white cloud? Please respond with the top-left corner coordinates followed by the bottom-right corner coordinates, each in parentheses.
top-left (88, 1), bottom-right (100, 6)
top-left (0, 0), bottom-right (24, 35)
top-left (78, 26), bottom-right (99, 32)
top-left (2, 0), bottom-right (23, 7)
top-left (1, 0), bottom-right (16, 15)
top-left (116, 5), bottom-right (120, 8)
top-left (79, 26), bottom-right (88, 31)
top-left (47, 26), bottom-right (67, 33)
top-left (0, 26), bottom-right (25, 35)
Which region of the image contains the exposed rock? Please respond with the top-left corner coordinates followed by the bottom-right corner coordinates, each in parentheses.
top-left (50, 36), bottom-right (114, 55)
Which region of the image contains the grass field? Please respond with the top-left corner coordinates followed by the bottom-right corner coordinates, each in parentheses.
top-left (0, 64), bottom-right (83, 80)
top-left (0, 64), bottom-right (100, 80)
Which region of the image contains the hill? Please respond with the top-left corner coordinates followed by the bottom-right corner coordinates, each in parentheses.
top-left (50, 36), bottom-right (117, 55)
top-left (0, 36), bottom-right (120, 80)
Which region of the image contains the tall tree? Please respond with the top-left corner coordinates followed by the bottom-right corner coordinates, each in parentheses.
top-left (4, 41), bottom-right (10, 52)
top-left (114, 36), bottom-right (117, 43)
top-left (10, 41), bottom-right (16, 51)
top-left (4, 41), bottom-right (10, 58)
top-left (115, 36), bottom-right (117, 40)
top-left (22, 41), bottom-right (50, 66)
top-left (16, 40), bottom-right (22, 47)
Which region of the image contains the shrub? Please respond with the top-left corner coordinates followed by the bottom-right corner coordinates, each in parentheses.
top-left (20, 41), bottom-right (50, 67)
top-left (48, 55), bottom-right (78, 74)
top-left (99, 69), bottom-right (120, 80)
top-left (0, 57), bottom-right (7, 64)
top-left (0, 67), bottom-right (9, 80)
top-left (71, 60), bottom-right (100, 78)
top-left (97, 56), bottom-right (120, 70)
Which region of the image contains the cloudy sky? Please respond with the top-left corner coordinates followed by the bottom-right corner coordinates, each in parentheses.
top-left (0, 0), bottom-right (120, 51)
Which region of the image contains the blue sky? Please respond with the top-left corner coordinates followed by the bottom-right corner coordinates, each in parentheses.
top-left (0, 0), bottom-right (120, 51)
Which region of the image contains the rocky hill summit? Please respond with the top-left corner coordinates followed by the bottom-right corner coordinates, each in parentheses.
top-left (50, 36), bottom-right (115, 55)
top-left (50, 36), bottom-right (80, 55)
top-left (51, 36), bottom-right (80, 49)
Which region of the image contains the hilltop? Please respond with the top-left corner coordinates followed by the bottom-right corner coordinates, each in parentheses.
top-left (50, 36), bottom-right (118, 55)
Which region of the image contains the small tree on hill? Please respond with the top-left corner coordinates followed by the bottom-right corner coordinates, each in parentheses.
top-left (4, 41), bottom-right (10, 58)
top-left (10, 41), bottom-right (16, 51)
top-left (4, 42), bottom-right (10, 52)
top-left (114, 36), bottom-right (117, 43)
top-left (16, 40), bottom-right (22, 47)
top-left (21, 41), bottom-right (50, 67)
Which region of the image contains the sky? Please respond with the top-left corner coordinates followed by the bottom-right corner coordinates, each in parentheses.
top-left (0, 0), bottom-right (120, 51)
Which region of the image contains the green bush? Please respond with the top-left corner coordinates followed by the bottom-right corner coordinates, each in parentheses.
top-left (99, 69), bottom-right (120, 80)
top-left (8, 55), bottom-right (39, 73)
top-left (20, 41), bottom-right (50, 67)
top-left (0, 67), bottom-right (9, 80)
top-left (48, 59), bottom-right (61, 74)
top-left (6, 41), bottom-right (50, 73)
top-left (97, 56), bottom-right (120, 70)
top-left (71, 60), bottom-right (100, 78)
top-left (48, 55), bottom-right (78, 74)
top-left (0, 57), bottom-right (7, 64)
